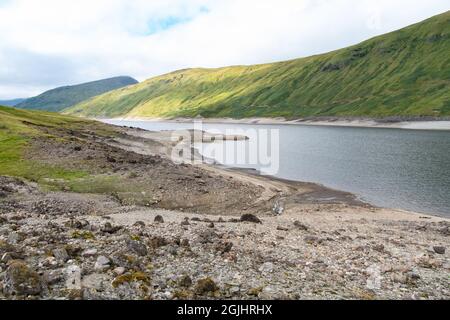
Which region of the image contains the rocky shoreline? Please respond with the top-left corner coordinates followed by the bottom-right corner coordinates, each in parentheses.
top-left (0, 123), bottom-right (449, 300)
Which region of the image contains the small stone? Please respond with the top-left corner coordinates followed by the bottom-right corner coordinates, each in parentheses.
top-left (304, 235), bottom-right (321, 245)
top-left (133, 221), bottom-right (146, 228)
top-left (113, 267), bottom-right (126, 276)
top-left (179, 275), bottom-right (193, 288)
top-left (81, 248), bottom-right (98, 257)
top-left (208, 222), bottom-right (215, 228)
top-left (247, 286), bottom-right (264, 296)
top-left (293, 221), bottom-right (308, 231)
top-left (216, 241), bottom-right (233, 254)
top-left (65, 265), bottom-right (82, 290)
top-left (64, 244), bottom-right (82, 258)
top-left (101, 222), bottom-right (120, 234)
top-left (181, 239), bottom-right (190, 247)
top-left (44, 269), bottom-right (64, 285)
top-left (195, 278), bottom-right (218, 295)
top-left (127, 239), bottom-right (148, 256)
top-left (52, 248), bottom-right (69, 263)
top-left (181, 218), bottom-right (190, 226)
top-left (258, 286), bottom-right (276, 300)
top-left (372, 244), bottom-right (385, 252)
top-left (198, 229), bottom-right (218, 244)
top-left (94, 256), bottom-right (111, 271)
top-left (148, 236), bottom-right (168, 249)
top-left (433, 246), bottom-right (446, 255)
top-left (154, 215), bottom-right (164, 223)
top-left (240, 214), bottom-right (262, 224)
top-left (259, 262), bottom-right (274, 273)
top-left (277, 226), bottom-right (289, 231)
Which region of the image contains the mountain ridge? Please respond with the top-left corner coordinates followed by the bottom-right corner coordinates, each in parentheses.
top-left (17, 76), bottom-right (138, 112)
top-left (66, 11), bottom-right (450, 119)
top-left (0, 98), bottom-right (26, 107)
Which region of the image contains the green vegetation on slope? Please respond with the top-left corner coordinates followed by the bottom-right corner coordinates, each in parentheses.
top-left (66, 11), bottom-right (450, 119)
top-left (0, 105), bottom-right (110, 184)
top-left (17, 76), bottom-right (138, 112)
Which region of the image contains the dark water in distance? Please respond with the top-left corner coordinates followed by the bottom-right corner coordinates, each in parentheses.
top-left (103, 120), bottom-right (450, 217)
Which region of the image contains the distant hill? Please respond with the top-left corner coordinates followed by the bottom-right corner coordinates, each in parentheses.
top-left (66, 11), bottom-right (450, 119)
top-left (17, 76), bottom-right (138, 112)
top-left (0, 98), bottom-right (26, 107)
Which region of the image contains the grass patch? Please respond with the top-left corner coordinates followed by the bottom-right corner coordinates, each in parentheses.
top-left (0, 105), bottom-right (112, 185)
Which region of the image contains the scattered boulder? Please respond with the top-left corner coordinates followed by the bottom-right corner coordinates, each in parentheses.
top-left (215, 241), bottom-right (233, 254)
top-left (113, 267), bottom-right (126, 276)
top-left (94, 256), bottom-right (111, 271)
top-left (101, 222), bottom-right (121, 234)
top-left (180, 239), bottom-right (190, 248)
top-left (133, 221), bottom-right (146, 228)
top-left (240, 214), bottom-right (262, 224)
top-left (126, 239), bottom-right (148, 256)
top-left (304, 236), bottom-right (322, 245)
top-left (259, 262), bottom-right (274, 273)
top-left (52, 248), bottom-right (69, 263)
top-left (372, 244), bottom-right (385, 253)
top-left (195, 278), bottom-right (218, 295)
top-left (198, 229), bottom-right (218, 244)
top-left (293, 221), bottom-right (308, 231)
top-left (148, 236), bottom-right (168, 249)
top-left (178, 275), bottom-right (193, 288)
top-left (4, 260), bottom-right (42, 296)
top-left (65, 265), bottom-right (82, 291)
top-left (154, 215), bottom-right (164, 224)
top-left (433, 246), bottom-right (446, 255)
top-left (81, 248), bottom-right (98, 257)
top-left (272, 200), bottom-right (284, 215)
top-left (64, 244), bottom-right (82, 258)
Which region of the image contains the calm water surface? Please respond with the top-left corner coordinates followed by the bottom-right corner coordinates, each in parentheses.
top-left (103, 120), bottom-right (450, 217)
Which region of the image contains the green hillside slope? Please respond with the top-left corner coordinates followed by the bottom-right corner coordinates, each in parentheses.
top-left (66, 11), bottom-right (450, 119)
top-left (17, 76), bottom-right (138, 112)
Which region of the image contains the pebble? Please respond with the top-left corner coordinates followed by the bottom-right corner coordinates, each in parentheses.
top-left (154, 215), bottom-right (164, 223)
top-left (433, 246), bottom-right (446, 255)
top-left (94, 256), bottom-right (111, 271)
top-left (81, 248), bottom-right (98, 257)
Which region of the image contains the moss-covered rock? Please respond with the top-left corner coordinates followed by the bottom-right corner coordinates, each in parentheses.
top-left (112, 271), bottom-right (151, 288)
top-left (4, 260), bottom-right (42, 296)
top-left (195, 277), bottom-right (219, 295)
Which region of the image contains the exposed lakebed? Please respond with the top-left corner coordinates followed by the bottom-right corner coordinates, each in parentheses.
top-left (103, 120), bottom-right (450, 217)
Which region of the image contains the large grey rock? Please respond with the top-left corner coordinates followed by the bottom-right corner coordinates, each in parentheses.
top-left (4, 260), bottom-right (42, 296)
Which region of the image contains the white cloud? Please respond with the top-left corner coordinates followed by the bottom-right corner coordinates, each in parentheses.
top-left (0, 0), bottom-right (448, 98)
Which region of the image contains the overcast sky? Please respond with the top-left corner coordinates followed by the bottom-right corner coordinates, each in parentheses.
top-left (0, 0), bottom-right (448, 99)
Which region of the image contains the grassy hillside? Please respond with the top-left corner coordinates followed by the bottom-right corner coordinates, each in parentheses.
top-left (0, 105), bottom-right (116, 184)
top-left (66, 11), bottom-right (450, 119)
top-left (17, 76), bottom-right (138, 112)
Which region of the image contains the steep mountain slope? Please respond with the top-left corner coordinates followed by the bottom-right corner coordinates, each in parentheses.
top-left (16, 76), bottom-right (138, 112)
top-left (0, 98), bottom-right (26, 107)
top-left (66, 11), bottom-right (450, 119)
